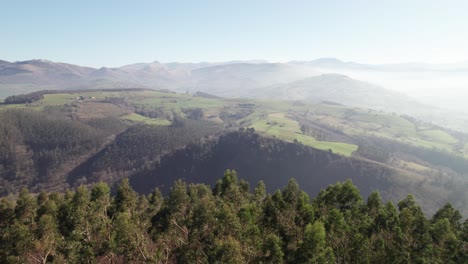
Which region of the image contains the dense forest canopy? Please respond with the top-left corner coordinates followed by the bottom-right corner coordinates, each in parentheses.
top-left (0, 110), bottom-right (106, 194)
top-left (0, 171), bottom-right (466, 263)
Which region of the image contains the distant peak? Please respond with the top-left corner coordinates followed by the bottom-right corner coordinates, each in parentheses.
top-left (35, 59), bottom-right (52, 62)
top-left (28, 59), bottom-right (53, 63)
top-left (97, 67), bottom-right (112, 71)
top-left (16, 59), bottom-right (51, 63)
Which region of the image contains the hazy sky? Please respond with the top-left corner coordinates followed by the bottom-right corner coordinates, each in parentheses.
top-left (2, 0), bottom-right (468, 67)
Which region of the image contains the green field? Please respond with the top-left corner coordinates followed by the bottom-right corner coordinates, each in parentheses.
top-left (250, 112), bottom-right (358, 156)
top-left (0, 89), bottom-right (465, 159)
top-left (42, 91), bottom-right (127, 105)
top-left (419, 129), bottom-right (457, 144)
top-left (121, 113), bottom-right (171, 126)
top-left (290, 104), bottom-right (462, 154)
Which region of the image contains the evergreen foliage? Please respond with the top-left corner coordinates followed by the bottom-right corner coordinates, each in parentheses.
top-left (0, 110), bottom-right (105, 194)
top-left (0, 172), bottom-right (465, 263)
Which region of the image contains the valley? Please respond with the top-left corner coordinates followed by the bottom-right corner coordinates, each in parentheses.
top-left (0, 89), bottom-right (467, 216)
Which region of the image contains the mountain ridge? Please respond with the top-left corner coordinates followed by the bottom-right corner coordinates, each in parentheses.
top-left (2, 58), bottom-right (468, 132)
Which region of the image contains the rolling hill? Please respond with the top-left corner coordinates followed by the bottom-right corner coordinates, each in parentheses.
top-left (3, 58), bottom-right (468, 132)
top-left (0, 89), bottom-right (467, 216)
top-left (246, 73), bottom-right (441, 121)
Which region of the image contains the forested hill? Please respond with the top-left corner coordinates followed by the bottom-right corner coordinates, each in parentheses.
top-left (0, 89), bottom-right (467, 217)
top-left (0, 110), bottom-right (110, 194)
top-left (130, 129), bottom-right (394, 201)
top-left (62, 126), bottom-right (449, 216)
top-left (0, 172), bottom-right (466, 263)
top-left (0, 89), bottom-right (466, 262)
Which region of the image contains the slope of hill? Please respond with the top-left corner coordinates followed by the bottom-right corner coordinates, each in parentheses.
top-left (0, 89), bottom-right (467, 216)
top-left (188, 62), bottom-right (319, 96)
top-left (249, 74), bottom-right (433, 115)
top-left (0, 110), bottom-right (111, 194)
top-left (129, 129), bottom-right (445, 213)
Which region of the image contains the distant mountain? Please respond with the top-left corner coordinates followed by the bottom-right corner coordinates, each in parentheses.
top-left (2, 58), bottom-right (466, 100)
top-left (0, 59), bottom-right (320, 98)
top-left (0, 60), bottom-right (188, 96)
top-left (2, 58), bottom-right (468, 131)
top-left (248, 73), bottom-right (432, 114)
top-left (292, 58), bottom-right (468, 72)
top-left (188, 62), bottom-right (319, 96)
top-left (0, 59), bottom-right (92, 86)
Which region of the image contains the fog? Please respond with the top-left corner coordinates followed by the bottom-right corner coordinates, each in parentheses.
top-left (323, 67), bottom-right (468, 113)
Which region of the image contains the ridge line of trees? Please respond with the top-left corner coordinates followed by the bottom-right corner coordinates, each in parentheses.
top-left (1, 170), bottom-right (466, 263)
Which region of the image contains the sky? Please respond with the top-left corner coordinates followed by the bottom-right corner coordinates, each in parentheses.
top-left (2, 0), bottom-right (468, 68)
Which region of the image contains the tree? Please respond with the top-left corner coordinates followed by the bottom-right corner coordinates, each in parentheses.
top-left (210, 236), bottom-right (245, 264)
top-left (398, 195), bottom-right (432, 263)
top-left (8, 188), bottom-right (37, 262)
top-left (261, 233), bottom-right (284, 263)
top-left (254, 181), bottom-right (266, 205)
top-left (367, 191), bottom-right (382, 218)
top-left (432, 203), bottom-right (462, 232)
top-left (296, 221), bottom-right (334, 263)
top-left (33, 213), bottom-right (61, 263)
top-left (113, 178), bottom-right (138, 215)
top-left (89, 182), bottom-right (113, 260)
top-left (313, 180), bottom-right (362, 216)
top-left (0, 172), bottom-right (465, 263)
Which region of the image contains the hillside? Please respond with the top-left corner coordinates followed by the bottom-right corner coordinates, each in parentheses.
top-left (129, 130), bottom-right (431, 208)
top-left (249, 74), bottom-right (431, 114)
top-left (0, 89), bottom-right (467, 217)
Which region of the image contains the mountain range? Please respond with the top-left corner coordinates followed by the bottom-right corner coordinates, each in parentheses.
top-left (2, 58), bottom-right (467, 97)
top-left (2, 58), bottom-right (468, 131)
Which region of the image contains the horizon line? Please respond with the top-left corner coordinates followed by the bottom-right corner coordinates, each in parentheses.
top-left (2, 57), bottom-right (468, 69)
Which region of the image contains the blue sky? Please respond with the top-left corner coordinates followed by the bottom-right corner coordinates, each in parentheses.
top-left (2, 0), bottom-right (468, 67)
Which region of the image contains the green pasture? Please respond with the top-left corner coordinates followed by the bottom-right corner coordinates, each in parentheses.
top-left (121, 113), bottom-right (170, 126)
top-left (0, 89), bottom-right (463, 157)
top-left (250, 112), bottom-right (358, 156)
